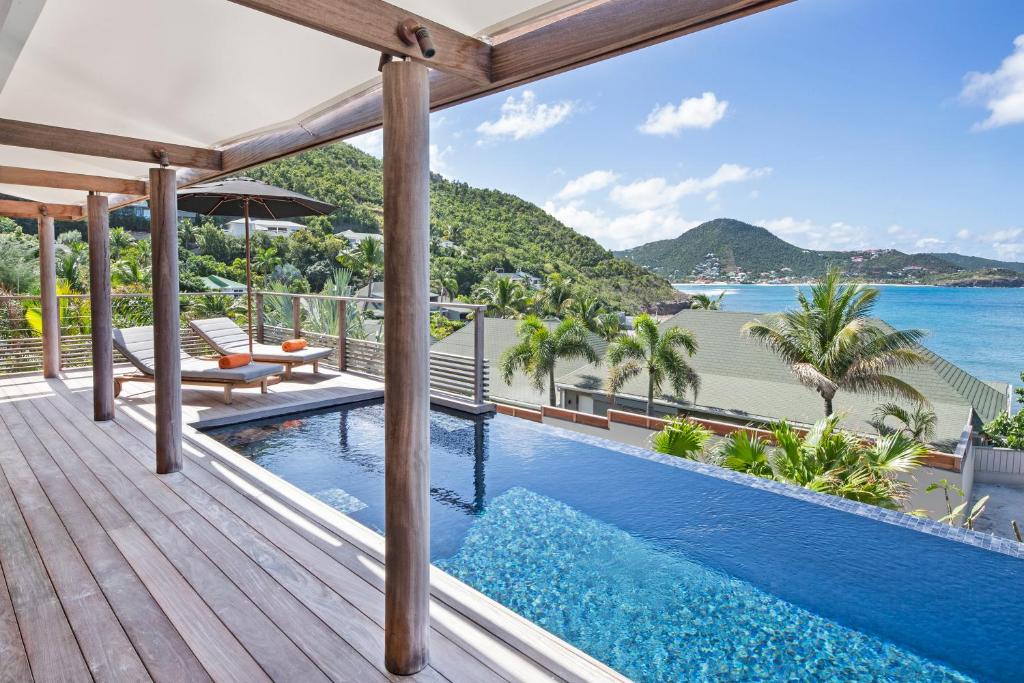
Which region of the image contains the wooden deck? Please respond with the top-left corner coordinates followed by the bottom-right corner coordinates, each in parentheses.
top-left (0, 370), bottom-right (625, 682)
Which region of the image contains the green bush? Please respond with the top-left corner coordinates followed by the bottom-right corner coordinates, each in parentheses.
top-left (982, 411), bottom-right (1024, 449)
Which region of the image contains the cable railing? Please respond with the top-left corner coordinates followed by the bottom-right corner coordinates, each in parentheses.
top-left (0, 290), bottom-right (489, 404)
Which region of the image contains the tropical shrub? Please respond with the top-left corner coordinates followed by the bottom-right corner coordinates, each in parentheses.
top-left (650, 418), bottom-right (712, 460)
top-left (982, 411), bottom-right (1024, 449)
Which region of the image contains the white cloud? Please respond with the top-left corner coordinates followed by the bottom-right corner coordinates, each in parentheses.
top-left (961, 34), bottom-right (1024, 130)
top-left (610, 164), bottom-right (771, 210)
top-left (347, 130), bottom-right (382, 157)
top-left (638, 92), bottom-right (728, 135)
top-left (915, 237), bottom-right (947, 250)
top-left (555, 170), bottom-right (619, 200)
top-left (476, 90), bottom-right (574, 141)
top-left (760, 217), bottom-right (871, 251)
top-left (544, 200), bottom-right (698, 250)
top-left (956, 229), bottom-right (971, 240)
top-left (430, 144), bottom-right (453, 176)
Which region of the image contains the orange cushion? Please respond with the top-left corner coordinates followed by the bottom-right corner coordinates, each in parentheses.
top-left (282, 339), bottom-right (308, 352)
top-left (218, 353), bottom-right (251, 369)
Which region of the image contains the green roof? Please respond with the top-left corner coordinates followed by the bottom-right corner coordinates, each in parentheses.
top-left (200, 275), bottom-right (246, 290)
top-left (556, 309), bottom-right (1009, 450)
top-left (431, 317), bottom-right (609, 407)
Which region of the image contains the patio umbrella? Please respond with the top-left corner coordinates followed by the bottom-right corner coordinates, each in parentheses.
top-left (176, 177), bottom-right (336, 352)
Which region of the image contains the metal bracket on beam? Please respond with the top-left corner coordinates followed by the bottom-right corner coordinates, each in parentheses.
top-left (398, 19), bottom-right (435, 59)
top-left (154, 149), bottom-right (170, 167)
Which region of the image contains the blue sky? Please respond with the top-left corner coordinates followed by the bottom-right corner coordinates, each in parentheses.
top-left (351, 0), bottom-right (1024, 258)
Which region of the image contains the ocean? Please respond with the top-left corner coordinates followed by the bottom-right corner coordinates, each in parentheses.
top-left (673, 284), bottom-right (1023, 407)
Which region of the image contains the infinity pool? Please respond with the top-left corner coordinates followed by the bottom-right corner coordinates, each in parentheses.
top-left (208, 402), bottom-right (1024, 682)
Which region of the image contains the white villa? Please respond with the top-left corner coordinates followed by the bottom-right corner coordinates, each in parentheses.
top-left (226, 218), bottom-right (305, 238)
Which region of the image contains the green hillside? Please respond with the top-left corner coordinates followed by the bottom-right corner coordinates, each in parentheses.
top-left (615, 218), bottom-right (1007, 283)
top-left (245, 144), bottom-right (678, 310)
top-left (931, 252), bottom-right (1024, 274)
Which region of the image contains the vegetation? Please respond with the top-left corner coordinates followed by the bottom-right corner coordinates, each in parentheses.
top-left (649, 419), bottom-right (711, 459)
top-left (870, 402), bottom-right (938, 442)
top-left (500, 315), bottom-right (599, 406)
top-left (605, 313), bottom-right (700, 416)
top-left (615, 217), bottom-right (1024, 285)
top-left (927, 479), bottom-right (989, 529)
top-left (652, 414), bottom-right (927, 510)
top-left (743, 267), bottom-right (928, 416)
top-left (688, 292), bottom-right (725, 310)
top-left (982, 410), bottom-right (1024, 449)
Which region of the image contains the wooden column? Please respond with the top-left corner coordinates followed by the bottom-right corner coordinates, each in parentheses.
top-left (255, 292), bottom-right (265, 343)
top-left (37, 215), bottom-right (60, 378)
top-left (87, 193), bottom-right (114, 420)
top-left (337, 299), bottom-right (347, 371)
top-left (473, 310), bottom-right (485, 403)
top-left (382, 58), bottom-right (431, 676)
top-left (291, 296), bottom-right (301, 338)
top-left (150, 167), bottom-right (182, 474)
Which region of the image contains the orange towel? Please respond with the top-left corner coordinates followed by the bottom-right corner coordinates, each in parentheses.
top-left (282, 339), bottom-right (308, 352)
top-left (218, 353), bottom-right (251, 369)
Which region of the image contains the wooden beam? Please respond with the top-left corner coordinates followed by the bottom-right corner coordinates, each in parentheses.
top-left (0, 199), bottom-right (82, 219)
top-left (0, 119), bottom-right (223, 169)
top-left (109, 0), bottom-right (789, 209)
top-left (87, 193), bottom-right (114, 421)
top-left (381, 58), bottom-right (431, 676)
top-left (37, 216), bottom-right (59, 378)
top-left (227, 0), bottom-right (491, 84)
top-left (0, 166), bottom-right (147, 195)
top-left (150, 167), bottom-right (183, 474)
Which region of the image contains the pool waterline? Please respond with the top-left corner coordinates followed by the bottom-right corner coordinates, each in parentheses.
top-left (207, 401), bottom-right (1023, 682)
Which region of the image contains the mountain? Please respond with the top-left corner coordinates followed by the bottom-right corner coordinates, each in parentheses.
top-left (930, 253), bottom-right (1024, 274)
top-left (615, 218), bottom-right (1018, 284)
top-left (245, 143), bottom-right (680, 310)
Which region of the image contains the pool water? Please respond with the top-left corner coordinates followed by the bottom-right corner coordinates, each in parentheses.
top-left (208, 402), bottom-right (1024, 682)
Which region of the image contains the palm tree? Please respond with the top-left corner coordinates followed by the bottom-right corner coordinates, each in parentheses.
top-left (689, 292), bottom-right (725, 310)
top-left (716, 415), bottom-right (926, 509)
top-left (743, 267), bottom-right (928, 417)
top-left (475, 276), bottom-right (528, 318)
top-left (650, 418), bottom-right (712, 460)
top-left (178, 219), bottom-right (198, 250)
top-left (605, 313), bottom-right (700, 416)
top-left (253, 246), bottom-right (282, 275)
top-left (501, 315), bottom-right (599, 406)
top-left (564, 293), bottom-right (604, 331)
top-left (355, 236), bottom-right (384, 290)
top-left (539, 272), bottom-right (573, 316)
top-left (870, 402), bottom-right (938, 441)
top-left (109, 227), bottom-right (135, 259)
top-left (430, 266), bottom-right (459, 302)
top-left (111, 258), bottom-right (152, 288)
top-left (594, 312), bottom-right (623, 342)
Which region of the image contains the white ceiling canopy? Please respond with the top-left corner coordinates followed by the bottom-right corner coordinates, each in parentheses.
top-left (0, 0), bottom-right (579, 205)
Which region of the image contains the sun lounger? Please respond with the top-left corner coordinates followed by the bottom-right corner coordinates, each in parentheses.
top-left (112, 325), bottom-right (283, 404)
top-left (189, 317), bottom-right (333, 379)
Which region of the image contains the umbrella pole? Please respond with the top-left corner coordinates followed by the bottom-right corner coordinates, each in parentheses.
top-left (244, 199), bottom-right (254, 354)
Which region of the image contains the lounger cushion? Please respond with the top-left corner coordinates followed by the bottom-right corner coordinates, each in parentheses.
top-left (113, 325), bottom-right (283, 381)
top-left (190, 317), bottom-right (332, 364)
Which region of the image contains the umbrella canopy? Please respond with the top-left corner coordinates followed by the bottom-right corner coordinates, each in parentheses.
top-left (176, 177), bottom-right (336, 218)
top-left (176, 177), bottom-right (337, 353)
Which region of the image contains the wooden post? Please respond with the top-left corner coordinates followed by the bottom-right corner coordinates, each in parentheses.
top-left (291, 296), bottom-right (301, 338)
top-left (255, 292), bottom-right (265, 343)
top-left (473, 309), bottom-right (485, 403)
top-left (150, 167), bottom-right (182, 474)
top-left (37, 215), bottom-right (60, 378)
top-left (337, 299), bottom-right (347, 371)
top-left (87, 193), bottom-right (114, 420)
top-left (382, 58), bottom-right (431, 676)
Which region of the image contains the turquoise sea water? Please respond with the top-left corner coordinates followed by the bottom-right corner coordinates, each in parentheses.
top-left (675, 284), bottom-right (1024, 405)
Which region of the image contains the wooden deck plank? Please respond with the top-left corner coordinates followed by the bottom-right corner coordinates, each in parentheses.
top-left (9, 390), bottom-right (324, 683)
top-left (0, 391), bottom-right (211, 683)
top-left (0, 406), bottom-right (151, 682)
top-left (0, 383), bottom-right (272, 683)
top-left (0, 435), bottom-right (93, 682)
top-left (62, 381), bottom-right (543, 683)
top-left (0, 520), bottom-right (33, 683)
top-left (52, 383), bottom-right (467, 683)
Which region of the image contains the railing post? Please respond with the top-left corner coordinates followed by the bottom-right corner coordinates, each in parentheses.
top-left (473, 309), bottom-right (485, 403)
top-left (255, 292), bottom-right (265, 343)
top-left (291, 295), bottom-right (301, 339)
top-left (337, 299), bottom-right (347, 371)
top-left (382, 57), bottom-right (431, 676)
top-left (87, 193), bottom-right (114, 421)
top-left (37, 215), bottom-right (59, 378)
